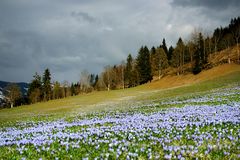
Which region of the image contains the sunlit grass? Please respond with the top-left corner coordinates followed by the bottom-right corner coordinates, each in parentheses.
top-left (0, 71), bottom-right (239, 126)
top-left (0, 70), bottom-right (239, 159)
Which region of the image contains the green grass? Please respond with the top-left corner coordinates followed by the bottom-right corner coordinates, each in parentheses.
top-left (0, 70), bottom-right (239, 159)
top-left (0, 71), bottom-right (239, 126)
top-left (137, 71), bottom-right (240, 101)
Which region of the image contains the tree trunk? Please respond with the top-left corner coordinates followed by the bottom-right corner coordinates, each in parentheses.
top-left (214, 37), bottom-right (217, 53)
top-left (158, 59), bottom-right (161, 80)
top-left (182, 49), bottom-right (184, 74)
top-left (158, 69), bottom-right (161, 80)
top-left (209, 39), bottom-right (211, 61)
top-left (11, 103), bottom-right (13, 108)
top-left (177, 65), bottom-right (180, 76)
top-left (203, 39), bottom-right (205, 63)
top-left (189, 47), bottom-right (193, 63)
top-left (228, 43), bottom-right (231, 64)
top-left (237, 40), bottom-right (239, 64)
top-left (179, 52), bottom-right (182, 75)
top-left (122, 70), bottom-right (124, 90)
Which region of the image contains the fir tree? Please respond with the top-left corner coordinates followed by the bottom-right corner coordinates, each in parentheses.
top-left (168, 46), bottom-right (174, 66)
top-left (28, 72), bottom-right (42, 103)
top-left (70, 83), bottom-right (76, 96)
top-left (160, 38), bottom-right (169, 60)
top-left (192, 49), bottom-right (201, 74)
top-left (42, 68), bottom-right (52, 101)
top-left (94, 75), bottom-right (99, 89)
top-left (156, 47), bottom-right (168, 79)
top-left (150, 47), bottom-right (156, 75)
top-left (136, 46), bottom-right (152, 84)
top-left (193, 33), bottom-right (204, 74)
top-left (172, 38), bottom-right (184, 75)
top-left (125, 54), bottom-right (133, 88)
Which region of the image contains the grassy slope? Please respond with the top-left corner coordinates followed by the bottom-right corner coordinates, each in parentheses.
top-left (0, 64), bottom-right (239, 124)
top-left (141, 63), bottom-right (240, 90)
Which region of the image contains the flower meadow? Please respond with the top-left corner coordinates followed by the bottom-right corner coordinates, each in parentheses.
top-left (0, 86), bottom-right (240, 159)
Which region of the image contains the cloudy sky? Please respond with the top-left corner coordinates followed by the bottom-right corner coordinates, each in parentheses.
top-left (0, 0), bottom-right (239, 83)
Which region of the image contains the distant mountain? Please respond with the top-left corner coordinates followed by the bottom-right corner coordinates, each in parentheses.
top-left (0, 81), bottom-right (28, 94)
top-left (0, 81), bottom-right (29, 102)
top-left (0, 87), bottom-right (7, 107)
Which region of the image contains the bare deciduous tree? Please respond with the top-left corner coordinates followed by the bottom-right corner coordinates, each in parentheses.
top-left (4, 83), bottom-right (22, 108)
top-left (80, 70), bottom-right (92, 93)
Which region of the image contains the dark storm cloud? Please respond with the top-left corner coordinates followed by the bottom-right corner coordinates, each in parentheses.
top-left (0, 30), bottom-right (40, 68)
top-left (171, 0), bottom-right (240, 28)
top-left (171, 0), bottom-right (240, 10)
top-left (0, 0), bottom-right (238, 83)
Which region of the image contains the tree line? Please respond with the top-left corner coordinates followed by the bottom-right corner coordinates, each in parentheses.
top-left (27, 69), bottom-right (102, 104)
top-left (2, 17), bottom-right (239, 108)
top-left (99, 17), bottom-right (240, 89)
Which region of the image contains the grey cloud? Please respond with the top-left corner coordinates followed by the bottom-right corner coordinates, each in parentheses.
top-left (0, 30), bottom-right (39, 68)
top-left (0, 0), bottom-right (239, 83)
top-left (71, 11), bottom-right (97, 24)
top-left (171, 0), bottom-right (240, 10)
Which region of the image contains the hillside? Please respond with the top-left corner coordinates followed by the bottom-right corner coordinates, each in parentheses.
top-left (209, 45), bottom-right (240, 65)
top-left (0, 47), bottom-right (239, 160)
top-left (147, 45), bottom-right (240, 89)
top-left (0, 62), bottom-right (239, 124)
top-left (146, 63), bottom-right (240, 90)
top-left (0, 46), bottom-right (239, 122)
top-left (0, 63), bottom-right (240, 159)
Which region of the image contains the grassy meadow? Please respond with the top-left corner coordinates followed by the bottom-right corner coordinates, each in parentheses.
top-left (0, 64), bottom-right (239, 159)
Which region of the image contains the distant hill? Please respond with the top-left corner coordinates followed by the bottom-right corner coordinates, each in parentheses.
top-left (0, 81), bottom-right (29, 96)
top-left (0, 81), bottom-right (29, 106)
top-left (0, 87), bottom-right (5, 104)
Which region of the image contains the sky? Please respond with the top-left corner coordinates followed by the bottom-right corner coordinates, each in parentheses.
top-left (0, 0), bottom-right (239, 83)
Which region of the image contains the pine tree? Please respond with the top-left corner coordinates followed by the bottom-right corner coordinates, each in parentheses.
top-left (150, 47), bottom-right (156, 76)
top-left (89, 74), bottom-right (95, 87)
top-left (42, 68), bottom-right (52, 101)
top-left (131, 66), bottom-right (139, 87)
top-left (168, 46), bottom-right (174, 66)
top-left (199, 33), bottom-right (205, 65)
top-left (136, 46), bottom-right (152, 84)
top-left (160, 38), bottom-right (169, 60)
top-left (70, 83), bottom-right (76, 96)
top-left (125, 54), bottom-right (133, 88)
top-left (229, 17), bottom-right (240, 63)
top-left (28, 72), bottom-right (42, 103)
top-left (93, 75), bottom-right (99, 89)
top-left (193, 49), bottom-right (201, 74)
top-left (193, 33), bottom-right (204, 74)
top-left (156, 47), bottom-right (168, 79)
top-left (172, 38), bottom-right (184, 75)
